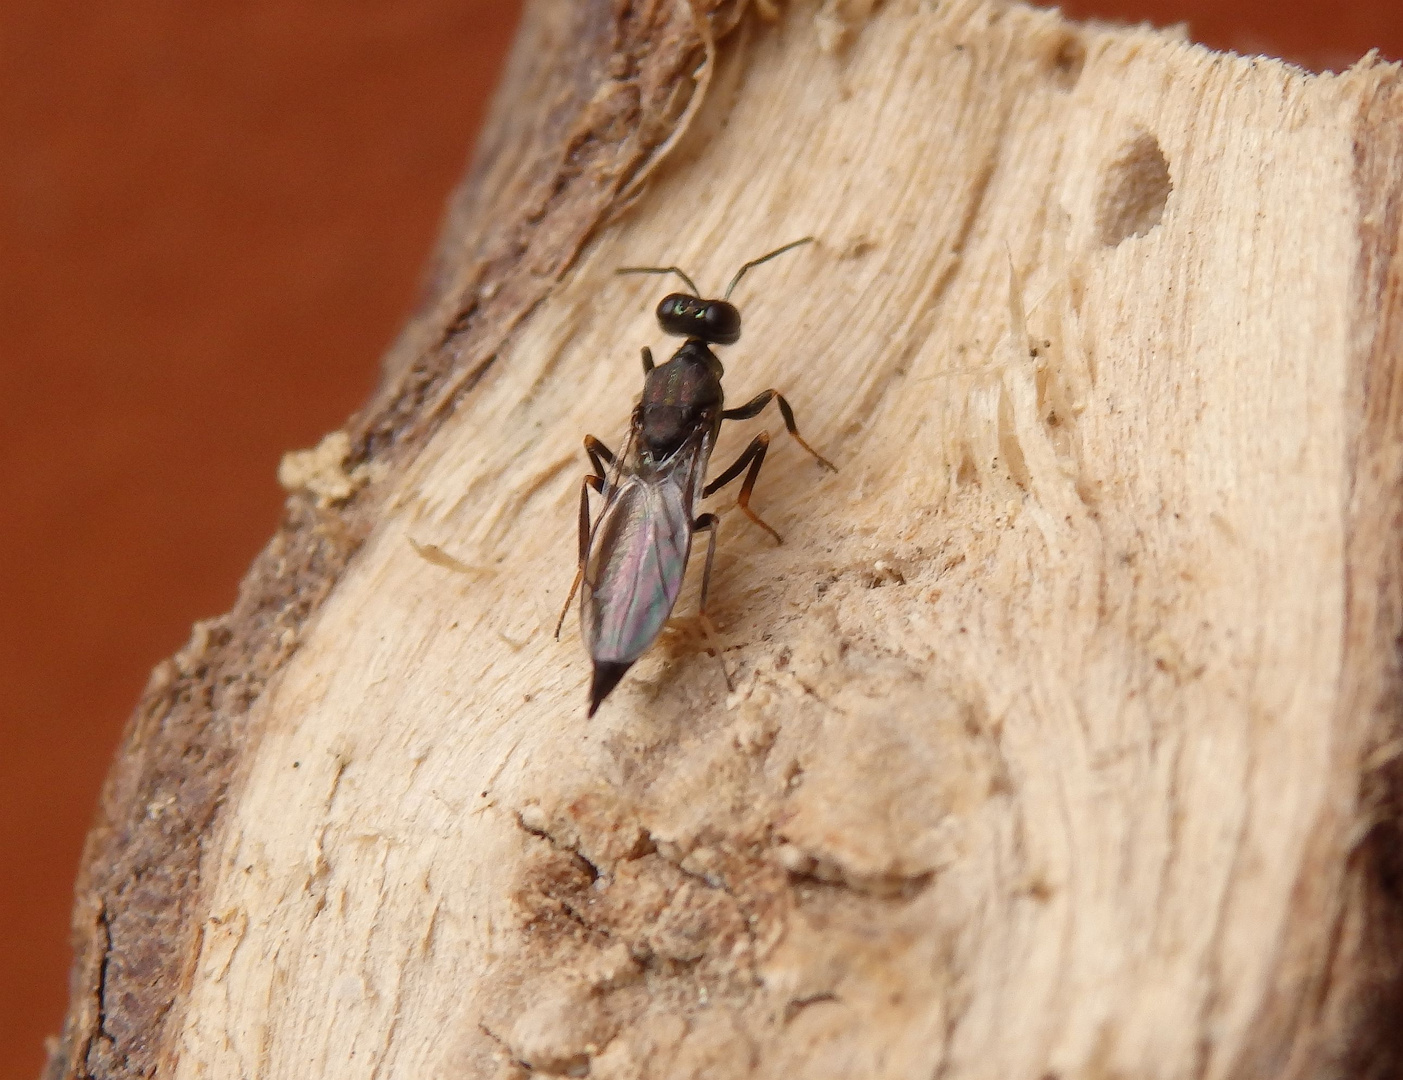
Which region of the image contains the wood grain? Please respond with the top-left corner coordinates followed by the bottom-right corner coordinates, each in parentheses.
top-left (49, 0), bottom-right (1403, 1076)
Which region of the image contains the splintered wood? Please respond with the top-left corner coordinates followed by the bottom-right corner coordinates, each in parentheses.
top-left (107, 2), bottom-right (1403, 1078)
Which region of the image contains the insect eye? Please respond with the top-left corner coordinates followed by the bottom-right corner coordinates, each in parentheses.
top-left (704, 301), bottom-right (741, 344)
top-left (657, 293), bottom-right (701, 337)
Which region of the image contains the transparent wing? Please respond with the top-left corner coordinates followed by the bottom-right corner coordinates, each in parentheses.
top-left (582, 434), bottom-right (710, 667)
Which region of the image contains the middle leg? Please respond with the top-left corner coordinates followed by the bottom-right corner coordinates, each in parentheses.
top-left (584, 434), bottom-right (615, 478)
top-left (704, 432), bottom-right (782, 545)
top-left (554, 456), bottom-right (606, 639)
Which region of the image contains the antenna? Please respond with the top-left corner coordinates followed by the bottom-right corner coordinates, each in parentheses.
top-left (615, 264), bottom-right (701, 297)
top-left (723, 236), bottom-right (814, 300)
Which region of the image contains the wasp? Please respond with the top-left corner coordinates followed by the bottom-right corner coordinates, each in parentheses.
top-left (555, 238), bottom-right (837, 716)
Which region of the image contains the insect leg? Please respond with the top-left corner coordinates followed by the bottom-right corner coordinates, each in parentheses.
top-left (640, 346), bottom-right (654, 373)
top-left (720, 390), bottom-right (837, 472)
top-left (692, 512), bottom-right (732, 691)
top-left (704, 432), bottom-right (782, 545)
top-left (554, 471), bottom-right (605, 639)
top-left (719, 388), bottom-right (775, 421)
top-left (584, 434), bottom-right (614, 477)
top-left (694, 512), bottom-right (720, 617)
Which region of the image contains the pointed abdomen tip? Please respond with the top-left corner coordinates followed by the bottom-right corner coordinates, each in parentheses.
top-left (588, 660), bottom-right (631, 716)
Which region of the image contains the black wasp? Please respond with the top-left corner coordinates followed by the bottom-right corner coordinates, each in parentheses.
top-left (555, 238), bottom-right (836, 715)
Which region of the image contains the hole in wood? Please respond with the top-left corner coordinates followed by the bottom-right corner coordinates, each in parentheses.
top-left (1047, 33), bottom-right (1086, 90)
top-left (1094, 130), bottom-right (1173, 245)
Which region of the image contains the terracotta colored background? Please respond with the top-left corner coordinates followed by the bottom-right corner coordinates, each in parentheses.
top-left (1, 2), bottom-right (1398, 1076)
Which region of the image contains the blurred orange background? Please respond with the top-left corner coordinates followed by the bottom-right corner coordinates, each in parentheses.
top-left (1, 2), bottom-right (1398, 1076)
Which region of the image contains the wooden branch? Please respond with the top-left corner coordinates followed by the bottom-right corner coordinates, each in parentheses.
top-left (47, 0), bottom-right (1403, 1077)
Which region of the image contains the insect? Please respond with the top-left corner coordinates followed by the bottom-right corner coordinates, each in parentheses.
top-left (555, 238), bottom-right (837, 716)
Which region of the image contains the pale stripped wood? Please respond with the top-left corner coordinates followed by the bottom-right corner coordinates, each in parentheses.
top-left (169, 2), bottom-right (1400, 1077)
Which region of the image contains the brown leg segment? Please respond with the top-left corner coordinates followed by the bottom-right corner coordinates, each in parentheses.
top-left (704, 431), bottom-right (782, 545)
top-left (584, 433), bottom-right (615, 476)
top-left (554, 442), bottom-right (608, 639)
top-left (720, 388), bottom-right (837, 472)
top-left (693, 512), bottom-right (720, 616)
top-left (692, 512), bottom-right (732, 691)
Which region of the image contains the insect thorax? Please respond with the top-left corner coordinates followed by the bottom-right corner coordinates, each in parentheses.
top-left (640, 340), bottom-right (724, 457)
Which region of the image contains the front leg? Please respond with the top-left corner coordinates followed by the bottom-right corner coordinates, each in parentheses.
top-left (720, 389), bottom-right (837, 472)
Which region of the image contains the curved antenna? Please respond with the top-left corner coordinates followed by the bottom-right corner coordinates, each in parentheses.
top-left (723, 236), bottom-right (814, 300)
top-left (616, 264), bottom-right (701, 297)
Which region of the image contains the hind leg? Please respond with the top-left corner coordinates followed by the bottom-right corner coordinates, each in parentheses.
top-left (692, 512), bottom-right (732, 691)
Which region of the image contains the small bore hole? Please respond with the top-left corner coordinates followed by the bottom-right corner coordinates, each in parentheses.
top-left (1049, 35), bottom-right (1086, 90)
top-left (1095, 131), bottom-right (1172, 246)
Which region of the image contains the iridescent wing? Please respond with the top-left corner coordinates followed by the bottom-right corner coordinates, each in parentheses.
top-left (581, 431), bottom-right (711, 672)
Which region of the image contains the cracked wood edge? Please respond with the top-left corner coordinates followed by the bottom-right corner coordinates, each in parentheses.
top-left (43, 0), bottom-right (748, 1076)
